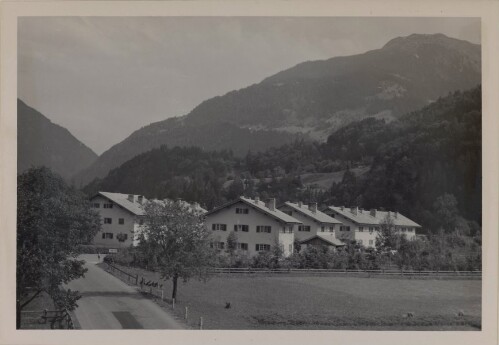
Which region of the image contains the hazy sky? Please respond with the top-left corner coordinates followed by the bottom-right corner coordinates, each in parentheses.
top-left (18, 17), bottom-right (480, 154)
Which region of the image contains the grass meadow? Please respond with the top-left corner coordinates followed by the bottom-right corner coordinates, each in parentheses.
top-left (101, 263), bottom-right (481, 330)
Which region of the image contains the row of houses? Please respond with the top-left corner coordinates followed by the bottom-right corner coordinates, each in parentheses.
top-left (89, 192), bottom-right (421, 257)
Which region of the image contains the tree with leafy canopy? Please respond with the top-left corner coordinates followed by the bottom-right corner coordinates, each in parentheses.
top-left (433, 193), bottom-right (459, 233)
top-left (375, 214), bottom-right (402, 252)
top-left (17, 167), bottom-right (100, 328)
top-left (139, 199), bottom-right (217, 300)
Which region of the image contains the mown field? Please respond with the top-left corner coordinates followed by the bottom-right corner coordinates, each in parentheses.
top-left (102, 263), bottom-right (481, 330)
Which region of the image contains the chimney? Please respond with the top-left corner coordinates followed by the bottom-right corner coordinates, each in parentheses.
top-left (266, 198), bottom-right (276, 211)
top-left (370, 209), bottom-right (377, 217)
top-left (137, 195), bottom-right (143, 204)
top-left (350, 206), bottom-right (358, 215)
top-left (394, 211), bottom-right (398, 219)
top-left (298, 201), bottom-right (303, 208)
top-left (309, 202), bottom-right (318, 214)
top-left (127, 194), bottom-right (134, 202)
top-left (255, 196), bottom-right (260, 203)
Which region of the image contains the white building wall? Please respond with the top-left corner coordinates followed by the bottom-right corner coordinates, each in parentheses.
top-left (323, 209), bottom-right (417, 248)
top-left (204, 201), bottom-right (296, 257)
top-left (278, 205), bottom-right (335, 241)
top-left (90, 195), bottom-right (137, 248)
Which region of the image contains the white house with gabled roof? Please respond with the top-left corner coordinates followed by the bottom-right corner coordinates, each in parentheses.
top-left (90, 192), bottom-right (148, 248)
top-left (278, 201), bottom-right (344, 246)
top-left (203, 196), bottom-right (302, 257)
top-left (90, 192), bottom-right (207, 249)
top-left (323, 206), bottom-right (422, 248)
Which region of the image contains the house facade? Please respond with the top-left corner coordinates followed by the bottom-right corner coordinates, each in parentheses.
top-left (90, 192), bottom-right (147, 248)
top-left (203, 197), bottom-right (301, 257)
top-left (278, 201), bottom-right (343, 242)
top-left (323, 206), bottom-right (421, 248)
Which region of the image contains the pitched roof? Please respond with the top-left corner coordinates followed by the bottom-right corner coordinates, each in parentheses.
top-left (300, 232), bottom-right (346, 247)
top-left (326, 206), bottom-right (422, 227)
top-left (282, 202), bottom-right (342, 224)
top-left (204, 196), bottom-right (302, 224)
top-left (150, 198), bottom-right (207, 215)
top-left (93, 192), bottom-right (208, 216)
top-left (93, 192), bottom-right (147, 216)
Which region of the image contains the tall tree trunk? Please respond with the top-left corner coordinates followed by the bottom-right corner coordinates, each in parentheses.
top-left (171, 274), bottom-right (178, 300)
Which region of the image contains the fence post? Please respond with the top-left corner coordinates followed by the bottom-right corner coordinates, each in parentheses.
top-left (43, 309), bottom-right (48, 324)
top-left (184, 306), bottom-right (188, 320)
top-left (135, 274), bottom-right (138, 285)
top-left (172, 298), bottom-right (175, 309)
top-left (199, 316), bottom-right (203, 330)
top-left (161, 289), bottom-right (164, 301)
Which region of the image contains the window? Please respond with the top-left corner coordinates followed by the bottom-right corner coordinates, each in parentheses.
top-left (210, 242), bottom-right (225, 250)
top-left (359, 226), bottom-right (364, 232)
top-left (369, 227), bottom-right (374, 233)
top-left (408, 228), bottom-right (413, 233)
top-left (118, 234), bottom-right (128, 240)
top-left (237, 243), bottom-right (248, 250)
top-left (102, 232), bottom-right (113, 239)
top-left (369, 240), bottom-right (374, 245)
top-left (256, 226), bottom-right (271, 233)
top-left (119, 218), bottom-right (125, 225)
top-left (104, 218), bottom-right (112, 224)
top-left (212, 224), bottom-right (227, 231)
top-left (103, 203), bottom-right (113, 209)
top-left (138, 218), bottom-right (144, 225)
top-left (298, 225), bottom-right (311, 232)
top-left (255, 244), bottom-right (271, 252)
top-left (281, 226), bottom-right (293, 233)
top-left (329, 226), bottom-right (334, 232)
top-left (235, 207), bottom-right (249, 214)
top-left (93, 203), bottom-right (100, 208)
top-left (234, 224), bottom-right (249, 232)
top-left (340, 226), bottom-right (350, 232)
top-left (320, 226), bottom-right (325, 232)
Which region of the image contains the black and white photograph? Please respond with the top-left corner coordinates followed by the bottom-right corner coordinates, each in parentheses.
top-left (1, 1), bottom-right (498, 345)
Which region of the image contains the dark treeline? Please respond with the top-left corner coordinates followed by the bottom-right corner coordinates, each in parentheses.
top-left (84, 86), bottom-right (481, 236)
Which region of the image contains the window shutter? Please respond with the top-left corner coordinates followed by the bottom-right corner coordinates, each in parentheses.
top-left (255, 244), bottom-right (259, 251)
top-left (212, 224), bottom-right (216, 230)
top-left (102, 233), bottom-right (105, 239)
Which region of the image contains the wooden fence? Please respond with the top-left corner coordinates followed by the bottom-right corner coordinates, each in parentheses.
top-left (209, 267), bottom-right (482, 277)
top-left (21, 308), bottom-right (75, 329)
top-left (105, 263), bottom-right (139, 285)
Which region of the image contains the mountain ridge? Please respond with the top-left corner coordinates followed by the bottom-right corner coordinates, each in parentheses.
top-left (18, 99), bottom-right (98, 180)
top-left (74, 33), bottom-right (481, 186)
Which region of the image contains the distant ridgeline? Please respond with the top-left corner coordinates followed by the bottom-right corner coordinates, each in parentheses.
top-left (84, 85), bottom-right (481, 235)
top-left (17, 99), bottom-right (98, 180)
top-left (74, 33), bottom-right (481, 186)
